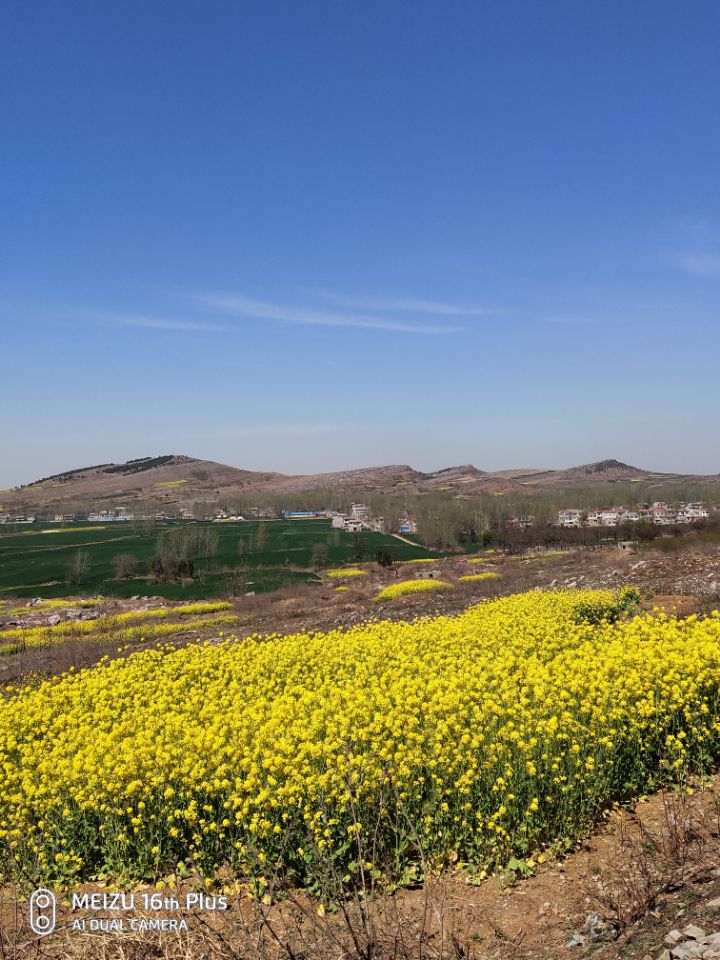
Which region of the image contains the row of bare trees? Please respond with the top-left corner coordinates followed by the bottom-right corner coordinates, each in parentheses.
top-left (150, 527), bottom-right (219, 582)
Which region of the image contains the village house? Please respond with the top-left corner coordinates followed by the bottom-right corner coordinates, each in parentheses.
top-left (397, 516), bottom-right (417, 534)
top-left (331, 514), bottom-right (364, 532)
top-left (87, 510), bottom-right (133, 522)
top-left (510, 515), bottom-right (534, 528)
top-left (677, 502), bottom-right (710, 523)
top-left (555, 501), bottom-right (710, 528)
top-left (557, 508), bottom-right (584, 527)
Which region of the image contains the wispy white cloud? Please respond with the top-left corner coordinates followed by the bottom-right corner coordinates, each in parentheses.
top-left (317, 289), bottom-right (494, 316)
top-left (70, 308), bottom-right (230, 333)
top-left (109, 313), bottom-right (230, 333)
top-left (192, 294), bottom-right (462, 334)
top-left (668, 252), bottom-right (720, 277)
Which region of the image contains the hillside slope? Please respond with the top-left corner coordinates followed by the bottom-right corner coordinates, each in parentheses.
top-left (2, 455), bottom-right (718, 513)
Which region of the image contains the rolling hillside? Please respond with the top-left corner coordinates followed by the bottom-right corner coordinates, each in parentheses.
top-left (2, 455), bottom-right (718, 513)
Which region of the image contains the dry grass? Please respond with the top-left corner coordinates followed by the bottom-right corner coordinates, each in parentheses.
top-left (586, 787), bottom-right (720, 931)
top-left (0, 881), bottom-right (481, 960)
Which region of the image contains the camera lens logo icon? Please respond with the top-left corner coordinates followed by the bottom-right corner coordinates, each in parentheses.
top-left (29, 889), bottom-right (56, 936)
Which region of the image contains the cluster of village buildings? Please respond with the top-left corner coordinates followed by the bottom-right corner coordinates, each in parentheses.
top-left (4, 500), bottom-right (711, 534)
top-left (556, 502), bottom-right (710, 527)
top-left (288, 503), bottom-right (417, 534)
top-left (0, 502), bottom-right (419, 535)
top-left (0, 510), bottom-right (136, 524)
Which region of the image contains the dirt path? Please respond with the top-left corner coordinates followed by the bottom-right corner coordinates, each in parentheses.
top-left (1, 533), bottom-right (139, 555)
top-left (389, 531), bottom-right (434, 549)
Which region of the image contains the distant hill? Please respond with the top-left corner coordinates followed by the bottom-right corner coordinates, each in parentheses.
top-left (2, 455), bottom-right (717, 513)
top-left (262, 464), bottom-right (426, 493)
top-left (538, 458), bottom-right (647, 482)
top-left (6, 456), bottom-right (285, 511)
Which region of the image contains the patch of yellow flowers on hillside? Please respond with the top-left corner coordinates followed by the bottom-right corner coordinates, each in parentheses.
top-left (374, 578), bottom-right (453, 601)
top-left (2, 588), bottom-right (720, 888)
top-left (326, 568), bottom-right (367, 578)
top-left (14, 598), bottom-right (101, 611)
top-left (0, 603), bottom-right (235, 655)
top-left (458, 572), bottom-right (500, 583)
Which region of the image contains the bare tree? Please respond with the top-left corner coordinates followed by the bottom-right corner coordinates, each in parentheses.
top-left (113, 554), bottom-right (138, 579)
top-left (311, 542), bottom-right (329, 568)
top-left (192, 500), bottom-right (213, 520)
top-left (131, 509), bottom-right (157, 536)
top-left (152, 527), bottom-right (219, 581)
top-left (237, 538), bottom-right (248, 566)
top-left (255, 523), bottom-right (268, 551)
top-left (66, 550), bottom-right (90, 586)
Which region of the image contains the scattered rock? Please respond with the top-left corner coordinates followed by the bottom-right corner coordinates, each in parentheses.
top-left (671, 945), bottom-right (704, 959)
top-left (581, 913), bottom-right (605, 940)
top-left (683, 925), bottom-right (707, 941)
top-left (566, 932), bottom-right (586, 949)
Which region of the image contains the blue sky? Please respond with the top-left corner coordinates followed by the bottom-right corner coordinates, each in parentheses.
top-left (2, 0), bottom-right (719, 487)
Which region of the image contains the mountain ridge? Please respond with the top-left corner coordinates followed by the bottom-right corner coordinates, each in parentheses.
top-left (3, 454), bottom-right (718, 513)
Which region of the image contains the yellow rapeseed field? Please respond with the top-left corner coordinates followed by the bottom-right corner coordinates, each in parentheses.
top-left (458, 572), bottom-right (501, 583)
top-left (326, 568), bottom-right (367, 578)
top-left (374, 578), bottom-right (454, 600)
top-left (2, 588), bottom-right (720, 888)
